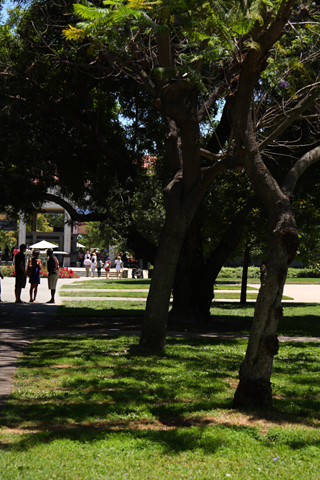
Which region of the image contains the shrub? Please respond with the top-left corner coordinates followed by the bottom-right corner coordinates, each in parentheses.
top-left (0, 265), bottom-right (79, 278)
top-left (218, 266), bottom-right (320, 279)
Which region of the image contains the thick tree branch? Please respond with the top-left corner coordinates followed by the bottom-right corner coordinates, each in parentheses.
top-left (197, 83), bottom-right (226, 123)
top-left (200, 149), bottom-right (223, 162)
top-left (189, 159), bottom-right (229, 208)
top-left (259, 87), bottom-right (320, 151)
top-left (42, 193), bottom-right (110, 222)
top-left (127, 226), bottom-right (157, 265)
top-left (156, 30), bottom-right (172, 69)
top-left (282, 146), bottom-right (320, 197)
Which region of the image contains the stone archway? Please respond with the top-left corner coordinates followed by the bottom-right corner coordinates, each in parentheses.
top-left (18, 200), bottom-right (78, 266)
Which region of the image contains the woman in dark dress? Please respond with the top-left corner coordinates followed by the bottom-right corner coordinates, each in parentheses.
top-left (28, 249), bottom-right (42, 302)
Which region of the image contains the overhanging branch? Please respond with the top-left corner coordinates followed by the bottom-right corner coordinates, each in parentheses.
top-left (282, 146), bottom-right (320, 197)
top-left (200, 148), bottom-right (223, 162)
top-left (42, 193), bottom-right (110, 222)
top-left (259, 87), bottom-right (320, 151)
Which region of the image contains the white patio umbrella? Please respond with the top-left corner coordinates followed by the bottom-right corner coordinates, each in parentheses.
top-left (28, 240), bottom-right (59, 250)
top-left (77, 242), bottom-right (86, 248)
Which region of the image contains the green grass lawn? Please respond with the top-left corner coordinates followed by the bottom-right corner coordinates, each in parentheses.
top-left (60, 290), bottom-right (150, 298)
top-left (61, 280), bottom-right (258, 291)
top-left (57, 302), bottom-right (320, 338)
top-left (61, 280), bottom-right (152, 290)
top-left (60, 281), bottom-right (293, 302)
top-left (1, 335), bottom-right (320, 479)
top-left (216, 277), bottom-right (320, 285)
top-left (207, 303), bottom-right (320, 337)
top-left (59, 300), bottom-right (147, 316)
top-left (59, 290), bottom-right (267, 299)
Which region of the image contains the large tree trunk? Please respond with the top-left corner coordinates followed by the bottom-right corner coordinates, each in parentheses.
top-left (139, 100), bottom-right (202, 350)
top-left (139, 212), bottom-right (188, 350)
top-left (139, 94), bottom-right (227, 350)
top-left (233, 205), bottom-right (299, 408)
top-left (168, 217), bottom-right (205, 325)
top-left (226, 1), bottom-right (300, 407)
top-left (195, 202), bottom-right (254, 318)
top-left (169, 201), bottom-right (254, 326)
top-left (232, 150), bottom-right (320, 410)
top-left (169, 200), bottom-right (253, 326)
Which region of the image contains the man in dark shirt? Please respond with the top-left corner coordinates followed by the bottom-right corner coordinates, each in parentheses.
top-left (14, 244), bottom-right (27, 303)
top-left (46, 248), bottom-right (59, 303)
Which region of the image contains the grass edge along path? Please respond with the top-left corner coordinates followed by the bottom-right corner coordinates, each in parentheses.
top-left (1, 335), bottom-right (320, 479)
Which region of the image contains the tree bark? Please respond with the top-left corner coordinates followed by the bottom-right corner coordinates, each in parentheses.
top-left (195, 201), bottom-right (254, 318)
top-left (233, 205), bottom-right (298, 408)
top-left (168, 217), bottom-right (205, 325)
top-left (139, 203), bottom-right (189, 350)
top-left (139, 92), bottom-right (227, 349)
top-left (139, 105), bottom-right (201, 349)
top-left (227, 1), bottom-right (304, 408)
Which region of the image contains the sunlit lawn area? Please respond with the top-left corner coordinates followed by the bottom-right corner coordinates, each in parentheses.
top-left (1, 277), bottom-right (319, 478)
top-left (60, 280), bottom-right (258, 291)
top-left (1, 335), bottom-right (320, 479)
top-left (59, 290), bottom-right (270, 300)
top-left (59, 279), bottom-right (292, 301)
top-left (60, 280), bottom-right (152, 290)
top-left (217, 277), bottom-right (320, 285)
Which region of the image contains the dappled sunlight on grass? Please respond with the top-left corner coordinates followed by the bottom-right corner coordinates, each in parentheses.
top-left (2, 337), bottom-right (320, 478)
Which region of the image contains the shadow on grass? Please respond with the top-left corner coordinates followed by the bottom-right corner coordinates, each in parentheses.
top-left (1, 335), bottom-right (320, 457)
top-left (280, 304), bottom-right (320, 337)
top-left (0, 423), bottom-right (264, 454)
top-left (1, 337), bottom-right (241, 438)
top-left (56, 300), bottom-right (320, 337)
top-left (57, 303), bottom-right (145, 317)
top-left (2, 414), bottom-right (320, 456)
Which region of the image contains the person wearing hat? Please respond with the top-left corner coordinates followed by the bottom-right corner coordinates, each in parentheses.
top-left (46, 248), bottom-right (59, 303)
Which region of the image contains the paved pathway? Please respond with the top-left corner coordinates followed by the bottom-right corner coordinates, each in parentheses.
top-left (0, 276), bottom-right (319, 409)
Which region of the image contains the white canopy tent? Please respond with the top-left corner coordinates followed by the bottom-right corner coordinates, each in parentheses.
top-left (28, 240), bottom-right (59, 250)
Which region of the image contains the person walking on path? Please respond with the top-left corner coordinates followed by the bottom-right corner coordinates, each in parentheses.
top-left (104, 257), bottom-right (111, 279)
top-left (14, 244), bottom-right (27, 303)
top-left (46, 248), bottom-right (59, 304)
top-left (28, 249), bottom-right (42, 303)
top-left (97, 255), bottom-right (102, 278)
top-left (84, 257), bottom-right (91, 277)
top-left (114, 256), bottom-right (123, 279)
top-left (90, 254), bottom-right (96, 278)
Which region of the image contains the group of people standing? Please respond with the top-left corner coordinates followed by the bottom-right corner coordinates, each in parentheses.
top-left (82, 250), bottom-right (123, 279)
top-left (14, 244), bottom-right (59, 304)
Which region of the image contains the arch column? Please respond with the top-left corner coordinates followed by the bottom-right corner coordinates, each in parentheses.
top-left (64, 212), bottom-right (72, 266)
top-left (18, 216), bottom-right (27, 246)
